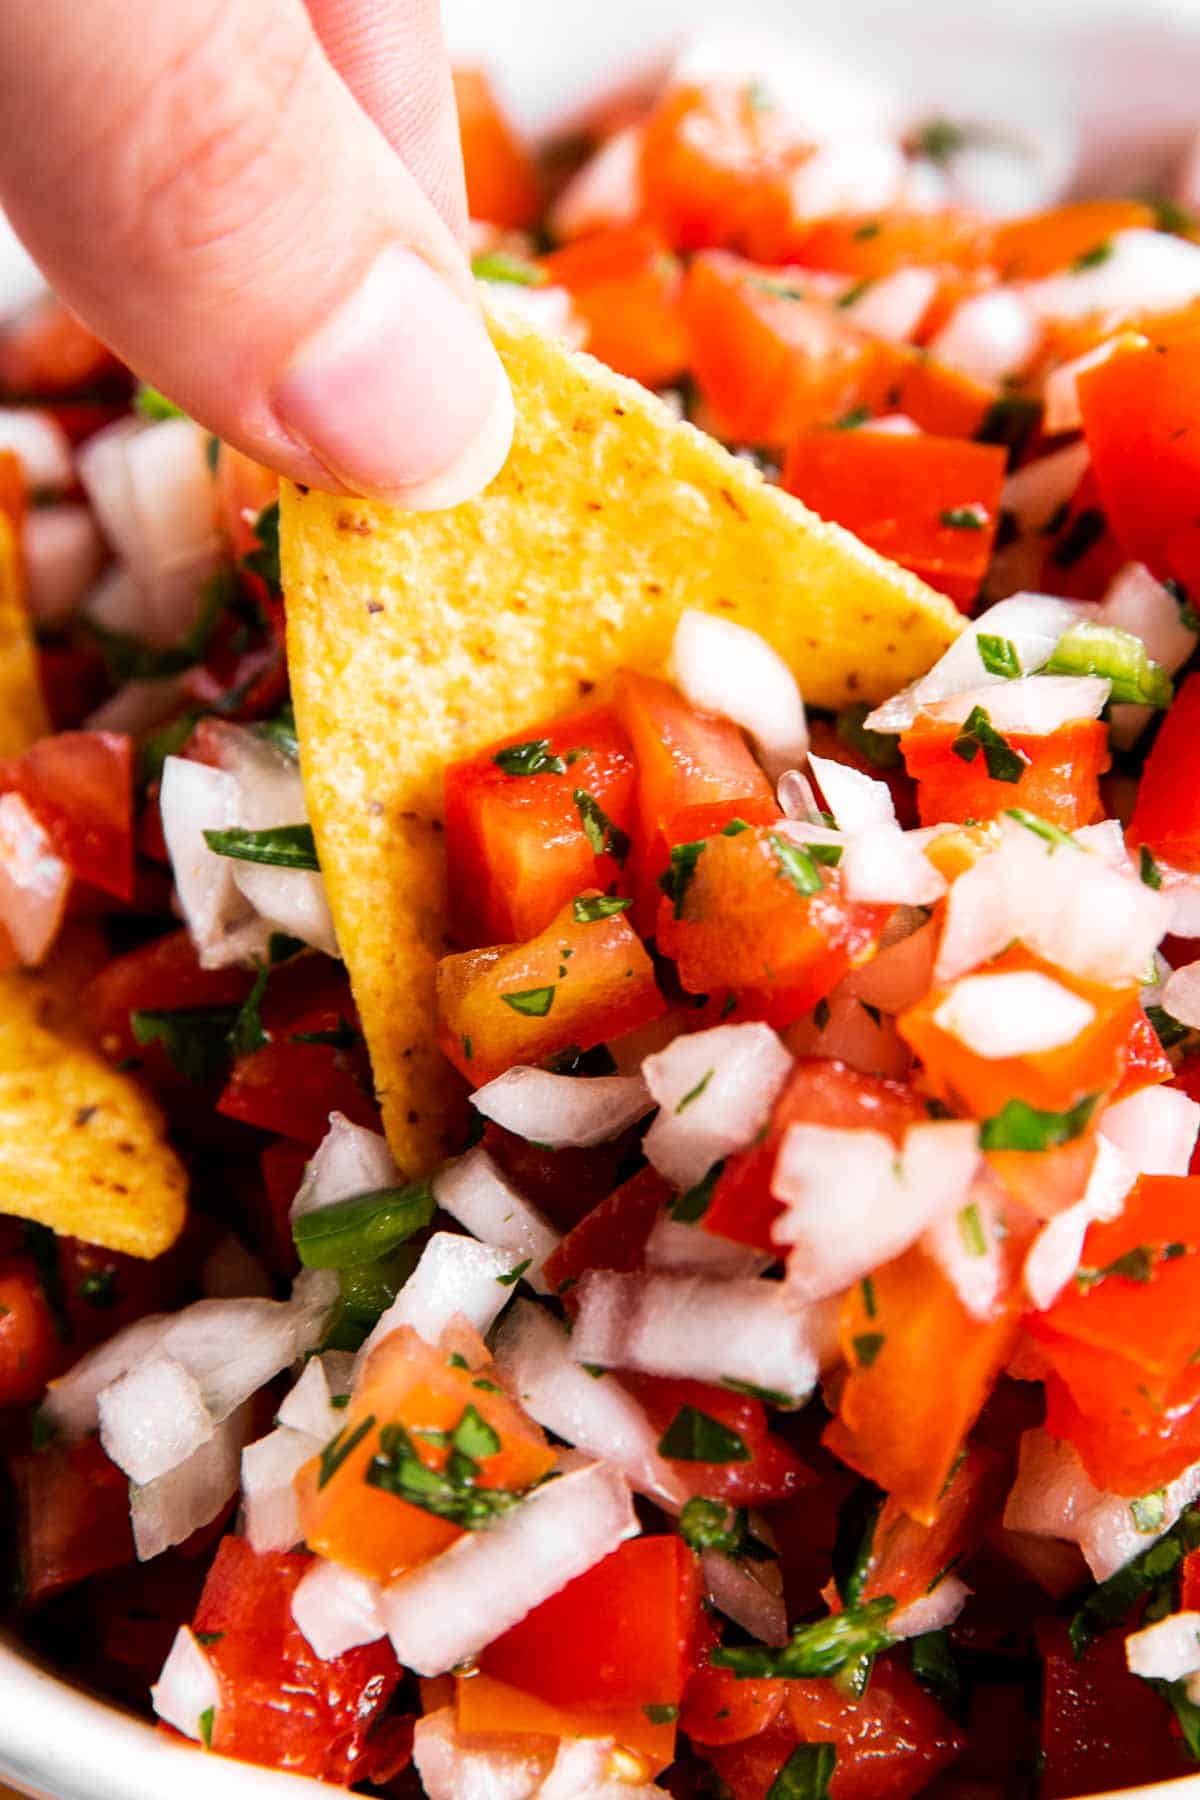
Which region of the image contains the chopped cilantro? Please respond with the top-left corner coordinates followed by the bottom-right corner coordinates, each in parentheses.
top-left (958, 1203), bottom-right (987, 1257)
top-left (497, 1258), bottom-right (532, 1286)
top-left (572, 893), bottom-right (633, 922)
top-left (227, 963), bottom-right (270, 1058)
top-left (860, 1276), bottom-right (877, 1318)
top-left (711, 1596), bottom-right (895, 1679)
top-left (130, 1005), bottom-right (240, 1083)
top-left (318, 1412), bottom-right (377, 1488)
top-left (658, 1404), bottom-right (751, 1463)
top-left (912, 117), bottom-right (969, 162)
top-left (77, 1267), bottom-right (119, 1309)
top-left (832, 1483), bottom-right (884, 1609)
top-left (677, 1069), bottom-right (714, 1113)
top-left (1069, 1507), bottom-right (1200, 1656)
top-left (852, 1332), bottom-right (886, 1368)
top-left (836, 278), bottom-right (875, 310)
top-left (951, 706), bottom-right (1027, 783)
top-left (644, 1704), bottom-right (679, 1725)
top-left (979, 1091), bottom-right (1100, 1152)
top-left (1071, 240), bottom-right (1113, 272)
top-left (194, 1631), bottom-right (224, 1647)
top-left (134, 383), bottom-right (186, 420)
top-left (1147, 1003), bottom-right (1190, 1051)
top-left (976, 634), bottom-right (1021, 679)
top-left (1076, 1243), bottom-right (1188, 1292)
top-left (834, 703), bottom-right (901, 769)
top-left (242, 500), bottom-right (281, 594)
top-left (494, 738), bottom-right (566, 777)
top-left (1166, 577), bottom-right (1200, 633)
top-left (1141, 845), bottom-right (1164, 889)
top-left (203, 823), bottom-right (319, 869)
top-left (574, 788), bottom-right (631, 865)
top-left (1004, 808), bottom-right (1079, 851)
top-left (659, 838), bottom-right (708, 918)
top-left (769, 832), bottom-right (823, 895)
top-left (975, 393), bottom-right (1041, 466)
top-left (291, 1017), bottom-right (361, 1050)
top-left (940, 505), bottom-right (987, 531)
top-left (205, 435), bottom-right (220, 474)
top-left (198, 1707), bottom-right (215, 1749)
top-left (471, 250), bottom-right (546, 286)
top-left (833, 405), bottom-right (871, 430)
top-left (722, 1378), bottom-right (800, 1407)
top-left (253, 702), bottom-right (300, 759)
top-left (500, 985), bottom-right (557, 1018)
top-left (671, 1161), bottom-right (724, 1223)
top-left (909, 1630), bottom-right (964, 1716)
top-left (1051, 507), bottom-right (1106, 569)
top-left (365, 1416), bottom-right (529, 1525)
top-left (766, 1743), bottom-right (837, 1800)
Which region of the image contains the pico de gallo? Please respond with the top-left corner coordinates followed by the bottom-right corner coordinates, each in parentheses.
top-left (5, 52), bottom-right (1200, 1800)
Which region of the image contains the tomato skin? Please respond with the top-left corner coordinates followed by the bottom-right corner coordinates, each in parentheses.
top-left (1038, 1618), bottom-right (1182, 1800)
top-left (82, 927), bottom-right (255, 1066)
top-left (542, 1164), bottom-right (671, 1299)
top-left (783, 428), bottom-right (1009, 610)
top-left (788, 210), bottom-right (987, 278)
top-left (1113, 1008), bottom-right (1175, 1100)
top-left (681, 1668), bottom-right (787, 1746)
top-left (543, 227), bottom-right (688, 389)
top-left (258, 1140), bottom-right (308, 1276)
top-left (856, 1444), bottom-right (1004, 1612)
top-left (480, 1536), bottom-right (700, 1709)
top-left (217, 1041), bottom-right (380, 1144)
top-left (2, 731), bottom-right (134, 901)
top-left (899, 714), bottom-right (1109, 830)
top-left (481, 1120), bottom-right (641, 1235)
top-left (704, 1059), bottom-right (925, 1252)
top-left (1129, 671), bottom-right (1200, 871)
top-left (452, 67), bottom-right (541, 228)
top-left (0, 1257), bottom-right (61, 1406)
top-left (190, 1536), bottom-right (401, 1783)
top-left (989, 199), bottom-right (1155, 280)
top-left (682, 252), bottom-right (871, 445)
top-left (10, 1435), bottom-right (135, 1606)
top-left (444, 706), bottom-right (637, 948)
top-left (1044, 1370), bottom-right (1200, 1494)
top-left (624, 1373), bottom-right (814, 1505)
top-left (1078, 334), bottom-right (1200, 577)
top-left (436, 893), bottom-right (665, 1086)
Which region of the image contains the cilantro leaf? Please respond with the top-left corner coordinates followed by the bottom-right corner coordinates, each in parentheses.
top-left (940, 505), bottom-right (987, 531)
top-left (659, 839), bottom-right (707, 918)
top-left (977, 635), bottom-right (1022, 679)
top-left (658, 1404), bottom-right (751, 1463)
top-left (950, 706), bottom-right (1028, 784)
top-left (769, 832), bottom-right (823, 895)
top-left (494, 738), bottom-right (567, 777)
top-left (242, 500), bottom-right (281, 595)
top-left (836, 704), bottom-right (901, 769)
top-left (979, 1091), bottom-right (1101, 1152)
top-left (134, 384), bottom-right (186, 420)
top-left (1069, 1508), bottom-right (1200, 1656)
top-left (574, 789), bottom-right (631, 865)
top-left (572, 893), bottom-right (633, 923)
top-left (203, 824), bottom-right (319, 869)
top-left (131, 1005), bottom-right (240, 1082)
top-left (671, 1161), bottom-right (724, 1223)
top-left (711, 1596), bottom-right (896, 1679)
top-left (766, 1744), bottom-right (837, 1800)
top-left (500, 985), bottom-right (556, 1018)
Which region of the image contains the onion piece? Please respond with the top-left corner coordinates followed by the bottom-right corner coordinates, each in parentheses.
top-left (1042, 338), bottom-right (1135, 436)
top-left (291, 1113), bottom-right (398, 1223)
top-left (0, 791), bottom-right (71, 965)
top-left (97, 1352), bottom-right (213, 1485)
top-left (669, 610), bottom-right (809, 782)
top-left (840, 828), bottom-right (947, 907)
top-left (928, 287), bottom-right (1041, 386)
top-left (1023, 1136), bottom-right (1135, 1310)
top-left (642, 1023), bottom-right (793, 1190)
top-left (1024, 230), bottom-right (1200, 325)
top-left (359, 1232), bottom-right (523, 1363)
top-left (644, 1214), bottom-right (772, 1280)
top-left (1101, 1084), bottom-right (1200, 1178)
top-left (291, 1557), bottom-right (385, 1660)
top-left (0, 407), bottom-right (72, 493)
top-left (22, 504), bottom-right (104, 628)
top-left (571, 1270), bottom-right (826, 1403)
top-left (493, 1300), bottom-right (686, 1509)
top-left (777, 767), bottom-right (822, 823)
top-left (922, 1179), bottom-right (1006, 1321)
top-left (160, 755), bottom-right (270, 970)
top-left (241, 1425), bottom-right (320, 1554)
top-left (379, 1456), bottom-right (639, 1674)
top-left (276, 1354), bottom-right (344, 1441)
top-left (413, 1708), bottom-right (554, 1800)
top-left (933, 970), bottom-right (1095, 1059)
top-left (1005, 1429), bottom-right (1200, 1581)
top-left (921, 674), bottom-right (1109, 732)
top-left (470, 1066), bottom-right (653, 1149)
top-left (150, 1626), bottom-right (219, 1744)
top-left (702, 1550), bottom-right (789, 1648)
top-left (1099, 562), bottom-right (1199, 749)
top-left (840, 267), bottom-right (939, 343)
top-left (1163, 962), bottom-right (1200, 1033)
top-left (772, 1120), bottom-right (980, 1302)
top-left (433, 1148), bottom-right (560, 1293)
top-left (132, 1398), bottom-right (254, 1562)
top-left (808, 755), bottom-right (895, 834)
top-left (865, 593), bottom-right (1088, 733)
top-left (1127, 1612), bottom-right (1200, 1683)
top-left (1002, 443), bottom-right (1091, 536)
top-left (889, 1577), bottom-right (970, 1641)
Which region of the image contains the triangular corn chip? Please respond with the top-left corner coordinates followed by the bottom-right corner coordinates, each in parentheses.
top-left (284, 303), bottom-right (962, 1174)
top-left (0, 928), bottom-right (187, 1256)
top-left (0, 512), bottom-right (48, 756)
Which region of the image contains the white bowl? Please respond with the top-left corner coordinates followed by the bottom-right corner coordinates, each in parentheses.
top-left (4, 4), bottom-right (1200, 1797)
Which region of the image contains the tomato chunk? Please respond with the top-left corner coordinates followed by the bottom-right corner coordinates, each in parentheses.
top-left (782, 429), bottom-right (1008, 609)
top-left (437, 892), bottom-right (665, 1085)
top-left (899, 714), bottom-right (1109, 830)
top-left (1078, 333), bottom-right (1200, 576)
top-left (542, 1164), bottom-right (670, 1298)
top-left (855, 1444), bottom-right (1003, 1612)
top-left (190, 1535), bottom-right (401, 1783)
top-left (83, 927), bottom-right (254, 1066)
top-left (0, 1257), bottom-right (61, 1407)
top-left (444, 705), bottom-right (637, 947)
top-left (543, 227), bottom-right (688, 389)
top-left (1129, 670), bottom-right (1200, 871)
top-left (628, 1371), bottom-right (814, 1505)
top-left (1039, 1619), bottom-right (1182, 1799)
top-left (788, 211), bottom-right (987, 279)
top-left (859, 341), bottom-right (995, 439)
top-left (991, 199), bottom-right (1156, 280)
top-left (2, 731), bottom-right (134, 901)
top-left (10, 1436), bottom-right (134, 1606)
top-left (452, 67), bottom-right (541, 228)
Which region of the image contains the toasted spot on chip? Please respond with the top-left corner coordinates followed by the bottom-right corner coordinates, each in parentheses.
top-left (0, 513), bottom-right (49, 756)
top-left (0, 930), bottom-right (186, 1257)
top-left (283, 301), bottom-right (962, 1175)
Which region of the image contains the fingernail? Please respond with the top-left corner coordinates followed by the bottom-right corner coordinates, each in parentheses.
top-left (274, 246), bottom-right (513, 507)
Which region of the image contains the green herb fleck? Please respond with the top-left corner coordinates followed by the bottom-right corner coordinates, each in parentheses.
top-left (951, 706), bottom-right (1027, 784)
top-left (494, 739), bottom-right (566, 777)
top-left (572, 894), bottom-right (633, 923)
top-left (242, 501), bottom-right (281, 595)
top-left (977, 635), bottom-right (1022, 679)
top-left (677, 1070), bottom-right (714, 1113)
top-left (958, 1203), bottom-right (987, 1257)
top-left (769, 832), bottom-right (823, 895)
top-left (671, 1161), bottom-right (724, 1223)
top-left (853, 1333), bottom-right (886, 1368)
top-left (471, 251), bottom-right (547, 286)
top-left (497, 1258), bottom-right (532, 1286)
top-left (500, 986), bottom-right (557, 1019)
top-left (767, 1743), bottom-right (837, 1800)
top-left (658, 1404), bottom-right (751, 1463)
top-left (318, 1413), bottom-right (377, 1488)
top-left (979, 1091), bottom-right (1100, 1153)
top-left (940, 505), bottom-right (987, 531)
top-left (1004, 808), bottom-right (1079, 851)
top-left (574, 789), bottom-right (631, 865)
top-left (1071, 240), bottom-right (1113, 272)
top-left (712, 1597), bottom-right (895, 1680)
top-left (659, 838), bottom-right (708, 918)
top-left (134, 384), bottom-right (186, 421)
top-left (202, 823), bottom-right (319, 870)
top-left (198, 1707), bottom-right (215, 1749)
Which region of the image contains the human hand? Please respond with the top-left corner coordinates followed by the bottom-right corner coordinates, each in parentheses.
top-left (0, 0), bottom-right (513, 507)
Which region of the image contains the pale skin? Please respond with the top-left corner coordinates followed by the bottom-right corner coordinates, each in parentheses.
top-left (0, 0), bottom-right (513, 507)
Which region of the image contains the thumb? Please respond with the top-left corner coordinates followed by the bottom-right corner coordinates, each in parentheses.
top-left (0, 0), bottom-right (511, 507)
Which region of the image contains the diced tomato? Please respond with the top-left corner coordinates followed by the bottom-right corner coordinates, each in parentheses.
top-left (436, 892), bottom-right (665, 1085)
top-left (0, 449), bottom-right (23, 536)
top-left (542, 1164), bottom-right (671, 1298)
top-left (259, 1140), bottom-right (308, 1276)
top-left (682, 252), bottom-right (872, 445)
top-left (985, 1130), bottom-right (1101, 1222)
top-left (480, 1536), bottom-right (700, 1709)
top-left (296, 1324), bottom-right (557, 1584)
top-left (624, 1373), bottom-right (814, 1505)
top-left (1129, 671), bottom-right (1200, 871)
top-left (57, 1234), bottom-right (183, 1352)
top-left (1038, 464), bottom-right (1126, 602)
top-left (0, 731), bottom-right (133, 901)
top-left (639, 83), bottom-right (813, 261)
top-left (453, 67), bottom-right (541, 229)
top-left (0, 1257), bottom-right (62, 1406)
top-left (36, 643), bottom-right (110, 733)
top-left (787, 211), bottom-right (987, 279)
top-left (213, 446), bottom-right (278, 562)
top-left (543, 227), bottom-right (688, 388)
top-left (10, 1436), bottom-right (135, 1606)
top-left (655, 827), bottom-right (888, 1029)
top-left (443, 706), bottom-right (637, 947)
top-left (1183, 1548), bottom-right (1200, 1612)
top-left (190, 1536), bottom-right (400, 1783)
top-left (617, 669), bottom-right (778, 924)
top-left (481, 1120), bottom-right (641, 1235)
top-left (826, 1244), bottom-right (1019, 1522)
top-left (456, 1671), bottom-right (677, 1766)
top-left (703, 1657), bottom-right (964, 1800)
top-left (1077, 333), bottom-right (1200, 577)
top-left (899, 946), bottom-right (1139, 1119)
top-left (859, 341), bottom-right (995, 439)
top-left (1043, 1370), bottom-right (1200, 1494)
top-left (855, 1444), bottom-right (1004, 1612)
top-left (0, 297), bottom-right (121, 398)
top-left (783, 428), bottom-right (1008, 609)
top-left (82, 927), bottom-right (254, 1066)
top-left (899, 714), bottom-right (1109, 830)
top-left (681, 1667), bottom-right (787, 1746)
top-left (1113, 1008), bottom-right (1176, 1101)
top-left (704, 1059), bottom-right (925, 1251)
top-left (990, 200), bottom-right (1156, 280)
top-left (217, 1040), bottom-right (380, 1144)
top-left (1038, 1618), bottom-right (1182, 1800)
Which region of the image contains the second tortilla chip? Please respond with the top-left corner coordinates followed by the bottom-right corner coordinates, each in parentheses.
top-left (284, 301), bottom-right (962, 1175)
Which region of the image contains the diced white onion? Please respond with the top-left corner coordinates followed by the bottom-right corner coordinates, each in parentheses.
top-left (644, 1214), bottom-right (773, 1279)
top-left (1163, 961), bottom-right (1200, 1033)
top-left (1102, 1083), bottom-right (1200, 1178)
top-left (241, 1425), bottom-right (319, 1554)
top-left (642, 1022), bottom-right (793, 1190)
top-left (922, 1180), bottom-right (1006, 1321)
top-left (1127, 1612), bottom-right (1200, 1683)
top-left (22, 504), bottom-right (104, 627)
top-left (413, 1708), bottom-right (553, 1800)
top-left (433, 1148), bottom-right (560, 1293)
top-left (0, 407), bottom-right (72, 493)
top-left (840, 828), bottom-right (947, 907)
top-left (379, 1456), bottom-right (639, 1675)
top-left (97, 1352), bottom-right (213, 1485)
top-left (777, 767), bottom-right (822, 823)
top-left (929, 287), bottom-right (1041, 386)
top-left (1042, 338), bottom-right (1131, 436)
top-left (1100, 565), bottom-right (1199, 675)
top-left (291, 1557), bottom-right (385, 1661)
top-left (1024, 230), bottom-right (1200, 325)
top-left (1002, 443), bottom-right (1091, 535)
top-left (840, 267), bottom-right (938, 342)
top-left (493, 1301), bottom-right (686, 1509)
top-left (786, 136), bottom-right (906, 218)
top-left (470, 1066), bottom-right (653, 1149)
top-left (571, 1270), bottom-right (826, 1402)
top-left (921, 673), bottom-right (1110, 733)
top-left (934, 969), bottom-right (1095, 1058)
top-left (1005, 1429), bottom-right (1200, 1582)
top-left (290, 1113), bottom-right (397, 1223)
top-left (772, 1120), bottom-right (980, 1301)
top-left (702, 1550), bottom-right (789, 1648)
top-left (0, 791), bottom-right (71, 965)
top-left (1023, 1135), bottom-right (1135, 1310)
top-left (131, 1399), bottom-right (255, 1562)
top-left (889, 1577), bottom-right (971, 1641)
top-left (150, 1626), bottom-right (219, 1744)
top-left (276, 1354), bottom-right (344, 1441)
top-left (160, 756), bottom-right (270, 971)
top-left (359, 1232), bottom-right (523, 1364)
top-left (670, 610), bottom-right (809, 783)
top-left (808, 754), bottom-right (895, 834)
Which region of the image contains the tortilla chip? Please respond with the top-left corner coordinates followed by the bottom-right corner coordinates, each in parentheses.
top-left (0, 513), bottom-right (48, 757)
top-left (0, 928), bottom-right (186, 1257)
top-left (283, 302), bottom-right (962, 1175)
